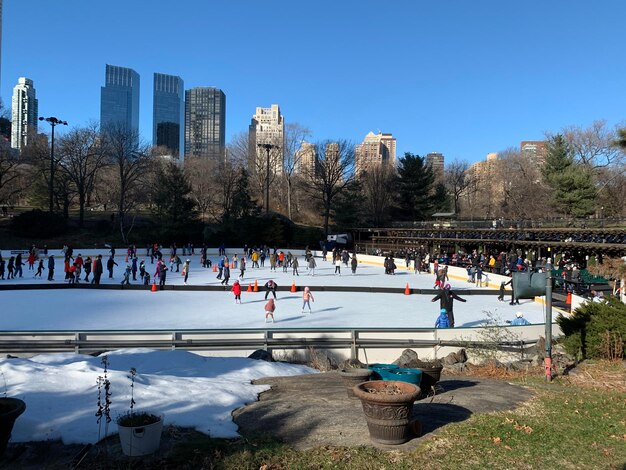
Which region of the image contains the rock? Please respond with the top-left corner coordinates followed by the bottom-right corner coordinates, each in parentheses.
top-left (455, 349), bottom-right (468, 363)
top-left (308, 349), bottom-right (338, 371)
top-left (248, 349), bottom-right (273, 362)
top-left (443, 352), bottom-right (459, 366)
top-left (393, 349), bottom-right (419, 368)
top-left (443, 349), bottom-right (468, 365)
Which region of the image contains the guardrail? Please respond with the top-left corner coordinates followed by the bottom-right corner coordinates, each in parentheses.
top-left (0, 325), bottom-right (559, 362)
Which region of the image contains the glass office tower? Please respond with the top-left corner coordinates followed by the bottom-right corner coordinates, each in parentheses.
top-left (184, 87), bottom-right (225, 161)
top-left (100, 64), bottom-right (140, 134)
top-left (153, 73), bottom-right (184, 157)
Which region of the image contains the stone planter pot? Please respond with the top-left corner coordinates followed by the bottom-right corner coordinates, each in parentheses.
top-left (0, 398), bottom-right (26, 457)
top-left (117, 412), bottom-right (163, 457)
top-left (353, 380), bottom-right (420, 445)
top-left (339, 368), bottom-right (373, 398)
top-left (417, 365), bottom-right (443, 395)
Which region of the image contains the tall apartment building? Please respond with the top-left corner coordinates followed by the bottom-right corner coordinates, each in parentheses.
top-left (295, 142), bottom-right (316, 176)
top-left (520, 140), bottom-right (547, 164)
top-left (184, 87), bottom-right (226, 161)
top-left (153, 73), bottom-right (184, 157)
top-left (425, 152), bottom-right (445, 184)
top-left (354, 131), bottom-right (396, 176)
top-left (100, 64), bottom-right (140, 134)
top-left (249, 104), bottom-right (284, 174)
top-left (11, 77), bottom-right (38, 151)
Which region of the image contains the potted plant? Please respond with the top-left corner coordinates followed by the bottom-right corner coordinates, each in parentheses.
top-left (116, 368), bottom-right (163, 457)
top-left (352, 380), bottom-right (420, 445)
top-left (0, 370), bottom-right (26, 457)
top-left (414, 360), bottom-right (443, 396)
top-left (339, 367), bottom-right (372, 398)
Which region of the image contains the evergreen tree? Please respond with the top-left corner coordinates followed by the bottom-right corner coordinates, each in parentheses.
top-left (230, 168), bottom-right (258, 220)
top-left (395, 153), bottom-right (436, 221)
top-left (331, 180), bottom-right (366, 230)
top-left (542, 135), bottom-right (596, 218)
top-left (152, 161), bottom-right (197, 228)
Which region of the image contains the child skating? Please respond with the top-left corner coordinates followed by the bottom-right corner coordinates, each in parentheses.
top-left (232, 280), bottom-right (242, 304)
top-left (302, 286), bottom-right (315, 313)
top-left (265, 298), bottom-right (276, 323)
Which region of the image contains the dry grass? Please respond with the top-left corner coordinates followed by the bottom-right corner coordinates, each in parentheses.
top-left (560, 359), bottom-right (626, 393)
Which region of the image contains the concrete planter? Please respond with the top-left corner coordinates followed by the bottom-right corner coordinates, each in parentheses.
top-left (0, 398), bottom-right (26, 457)
top-left (353, 380), bottom-right (420, 445)
top-left (339, 368), bottom-right (373, 398)
top-left (117, 413), bottom-right (163, 457)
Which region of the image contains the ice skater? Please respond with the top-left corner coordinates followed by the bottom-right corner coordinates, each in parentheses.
top-left (302, 286), bottom-right (315, 313)
top-left (264, 298), bottom-right (276, 323)
top-left (231, 280), bottom-right (242, 304)
top-left (431, 284), bottom-right (466, 328)
top-left (435, 308), bottom-right (450, 328)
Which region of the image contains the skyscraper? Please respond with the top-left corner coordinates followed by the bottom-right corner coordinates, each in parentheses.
top-left (249, 104), bottom-right (284, 173)
top-left (100, 64), bottom-right (140, 134)
top-left (354, 131), bottom-right (396, 176)
top-left (153, 73), bottom-right (184, 157)
top-left (11, 77), bottom-right (38, 151)
top-left (184, 87), bottom-right (226, 160)
top-left (425, 152), bottom-right (445, 184)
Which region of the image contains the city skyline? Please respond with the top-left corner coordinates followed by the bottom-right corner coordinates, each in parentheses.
top-left (2, 1), bottom-right (626, 164)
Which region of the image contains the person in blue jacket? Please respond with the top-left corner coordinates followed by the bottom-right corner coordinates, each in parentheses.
top-left (510, 312), bottom-right (530, 325)
top-left (435, 308), bottom-right (450, 328)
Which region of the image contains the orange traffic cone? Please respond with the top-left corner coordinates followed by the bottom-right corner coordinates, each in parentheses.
top-left (247, 283), bottom-right (252, 292)
top-left (151, 281), bottom-right (158, 292)
top-left (290, 281), bottom-right (297, 293)
top-left (213, 264), bottom-right (217, 272)
top-left (566, 291), bottom-right (572, 305)
top-left (404, 283), bottom-right (410, 295)
top-left (253, 280), bottom-right (259, 292)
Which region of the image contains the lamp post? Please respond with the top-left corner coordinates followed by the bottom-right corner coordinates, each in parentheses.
top-left (258, 143), bottom-right (277, 215)
top-left (39, 117), bottom-right (68, 213)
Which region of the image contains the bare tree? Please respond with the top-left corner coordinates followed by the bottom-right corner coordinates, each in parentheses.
top-left (56, 124), bottom-right (108, 227)
top-left (359, 163), bottom-right (395, 226)
top-left (497, 148), bottom-right (552, 220)
top-left (444, 159), bottom-right (470, 215)
top-left (0, 141), bottom-right (25, 206)
top-left (282, 123), bottom-right (311, 220)
top-left (185, 157), bottom-right (220, 222)
top-left (300, 140), bottom-right (355, 236)
top-left (558, 120), bottom-right (625, 170)
top-left (101, 125), bottom-right (151, 244)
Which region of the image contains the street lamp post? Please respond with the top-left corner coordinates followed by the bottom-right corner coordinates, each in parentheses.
top-left (39, 117), bottom-right (68, 213)
top-left (258, 143), bottom-right (277, 215)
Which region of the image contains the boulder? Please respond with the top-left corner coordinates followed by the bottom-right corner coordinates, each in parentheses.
top-left (392, 349), bottom-right (419, 368)
top-left (443, 349), bottom-right (468, 365)
top-left (308, 349), bottom-right (338, 371)
top-left (248, 349), bottom-right (273, 362)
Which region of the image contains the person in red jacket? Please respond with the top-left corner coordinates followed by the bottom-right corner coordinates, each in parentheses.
top-left (231, 280), bottom-right (242, 304)
top-left (264, 298), bottom-right (276, 323)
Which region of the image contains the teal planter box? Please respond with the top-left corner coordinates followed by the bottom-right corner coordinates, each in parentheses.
top-left (367, 364), bottom-right (399, 380)
top-left (387, 368), bottom-right (422, 386)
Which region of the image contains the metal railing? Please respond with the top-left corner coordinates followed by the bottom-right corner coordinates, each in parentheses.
top-left (0, 326), bottom-right (550, 360)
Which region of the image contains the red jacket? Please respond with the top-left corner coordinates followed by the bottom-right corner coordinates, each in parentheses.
top-left (231, 283), bottom-right (242, 296)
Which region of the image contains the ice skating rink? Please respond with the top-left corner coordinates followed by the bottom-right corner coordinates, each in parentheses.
top-left (1, 253), bottom-right (549, 330)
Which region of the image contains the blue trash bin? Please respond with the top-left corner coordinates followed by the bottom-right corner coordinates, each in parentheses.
top-left (367, 363), bottom-right (399, 380)
top-left (387, 368), bottom-right (422, 386)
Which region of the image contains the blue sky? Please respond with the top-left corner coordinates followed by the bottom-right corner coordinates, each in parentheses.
top-left (4, 1), bottom-right (625, 163)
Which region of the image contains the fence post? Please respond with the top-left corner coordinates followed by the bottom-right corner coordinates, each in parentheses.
top-left (350, 330), bottom-right (357, 361)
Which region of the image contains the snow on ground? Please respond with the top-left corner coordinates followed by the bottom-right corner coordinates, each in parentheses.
top-left (1, 348), bottom-right (316, 444)
top-left (0, 252), bottom-right (548, 328)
